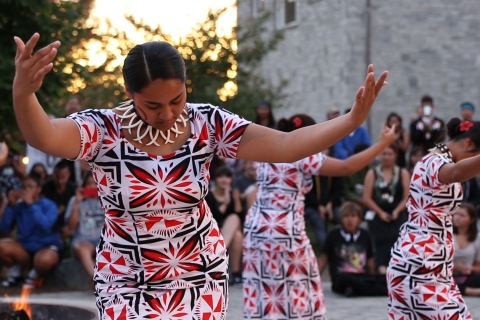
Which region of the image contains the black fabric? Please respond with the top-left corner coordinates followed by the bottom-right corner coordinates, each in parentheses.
top-left (368, 166), bottom-right (408, 267)
top-left (205, 191), bottom-right (240, 227)
top-left (455, 273), bottom-right (480, 295)
top-left (41, 179), bottom-right (76, 232)
top-left (332, 273), bottom-right (388, 296)
top-left (323, 227), bottom-right (374, 280)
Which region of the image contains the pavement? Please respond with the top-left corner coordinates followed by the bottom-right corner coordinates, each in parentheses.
top-left (2, 283), bottom-right (480, 319)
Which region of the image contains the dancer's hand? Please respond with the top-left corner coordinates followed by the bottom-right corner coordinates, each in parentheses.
top-left (379, 124), bottom-right (396, 146)
top-left (13, 33), bottom-right (61, 97)
top-left (349, 65), bottom-right (388, 126)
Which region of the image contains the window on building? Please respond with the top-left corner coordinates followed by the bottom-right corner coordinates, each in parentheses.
top-left (276, 0), bottom-right (299, 29)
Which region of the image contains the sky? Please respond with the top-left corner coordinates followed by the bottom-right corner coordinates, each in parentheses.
top-left (90, 0), bottom-right (237, 42)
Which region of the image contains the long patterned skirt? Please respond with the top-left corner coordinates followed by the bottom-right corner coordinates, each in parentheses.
top-left (95, 278), bottom-right (228, 320)
top-left (242, 246), bottom-right (326, 320)
top-left (387, 263), bottom-right (471, 319)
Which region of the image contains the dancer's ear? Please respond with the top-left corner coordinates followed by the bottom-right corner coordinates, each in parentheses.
top-left (125, 86), bottom-right (133, 100)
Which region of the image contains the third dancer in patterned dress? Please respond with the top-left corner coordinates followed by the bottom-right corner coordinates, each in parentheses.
top-left (387, 118), bottom-right (480, 320)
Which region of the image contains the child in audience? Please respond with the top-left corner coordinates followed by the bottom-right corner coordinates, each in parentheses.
top-left (318, 201), bottom-right (388, 297)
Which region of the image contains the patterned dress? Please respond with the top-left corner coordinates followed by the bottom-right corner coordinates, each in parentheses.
top-left (387, 152), bottom-right (472, 319)
top-left (67, 103), bottom-right (250, 320)
top-left (243, 153), bottom-right (327, 320)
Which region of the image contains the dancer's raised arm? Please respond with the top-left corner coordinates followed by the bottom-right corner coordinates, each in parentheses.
top-left (237, 65), bottom-right (388, 163)
top-left (12, 33), bottom-right (80, 159)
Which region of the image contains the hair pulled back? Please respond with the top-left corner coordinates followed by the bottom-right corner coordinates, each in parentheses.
top-left (276, 114), bottom-right (316, 132)
top-left (122, 42), bottom-right (186, 93)
top-left (446, 118), bottom-right (480, 149)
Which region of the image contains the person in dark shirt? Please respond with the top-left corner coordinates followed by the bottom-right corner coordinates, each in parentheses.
top-left (409, 95), bottom-right (446, 153)
top-left (318, 201), bottom-right (387, 297)
top-left (41, 159), bottom-right (76, 235)
top-left (205, 166), bottom-right (243, 285)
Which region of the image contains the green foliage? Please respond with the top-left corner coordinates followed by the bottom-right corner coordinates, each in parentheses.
top-left (0, 0), bottom-right (95, 133)
top-left (127, 6), bottom-right (286, 121)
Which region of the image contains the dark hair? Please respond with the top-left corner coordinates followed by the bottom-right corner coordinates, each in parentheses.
top-left (122, 42), bottom-right (186, 93)
top-left (421, 95), bottom-right (433, 104)
top-left (453, 203), bottom-right (478, 242)
top-left (276, 114), bottom-right (316, 132)
top-left (23, 173), bottom-right (42, 187)
top-left (214, 166), bottom-right (233, 179)
top-left (386, 112), bottom-right (403, 127)
top-left (408, 146), bottom-right (426, 168)
top-left (446, 118), bottom-right (480, 150)
top-left (339, 201), bottom-right (363, 219)
top-left (30, 162), bottom-right (47, 175)
top-left (254, 101), bottom-right (276, 128)
top-left (54, 159), bottom-right (71, 171)
top-left (385, 144), bottom-right (399, 154)
top-left (81, 172), bottom-right (94, 188)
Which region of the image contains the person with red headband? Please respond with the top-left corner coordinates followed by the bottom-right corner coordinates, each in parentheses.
top-left (387, 118), bottom-right (480, 319)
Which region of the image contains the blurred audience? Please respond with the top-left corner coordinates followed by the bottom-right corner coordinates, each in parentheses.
top-left (254, 101), bottom-right (276, 128)
top-left (386, 112), bottom-right (410, 168)
top-left (410, 95), bottom-right (445, 153)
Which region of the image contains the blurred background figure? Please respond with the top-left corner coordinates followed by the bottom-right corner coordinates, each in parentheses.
top-left (254, 101), bottom-right (276, 128)
top-left (205, 166), bottom-right (243, 285)
top-left (409, 95), bottom-right (445, 153)
top-left (460, 102), bottom-right (475, 122)
top-left (29, 162), bottom-right (49, 185)
top-left (64, 172), bottom-right (104, 279)
top-left (406, 146), bottom-right (427, 175)
top-left (326, 106), bottom-right (340, 121)
top-left (362, 144), bottom-right (410, 274)
top-left (453, 203), bottom-right (480, 296)
top-left (0, 174), bottom-right (62, 288)
top-left (386, 112), bottom-right (410, 168)
top-left (333, 108), bottom-right (371, 160)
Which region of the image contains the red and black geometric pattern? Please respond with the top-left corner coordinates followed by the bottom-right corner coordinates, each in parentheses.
top-left (68, 103), bottom-right (250, 320)
top-left (387, 153), bottom-right (472, 319)
top-left (243, 154), bottom-right (327, 319)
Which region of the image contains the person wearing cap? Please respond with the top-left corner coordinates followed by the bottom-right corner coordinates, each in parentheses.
top-left (461, 102), bottom-right (475, 121)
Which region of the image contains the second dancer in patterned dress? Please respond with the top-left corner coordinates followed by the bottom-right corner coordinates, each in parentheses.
top-left (243, 114), bottom-right (396, 319)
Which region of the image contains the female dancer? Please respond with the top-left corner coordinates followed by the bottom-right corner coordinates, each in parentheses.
top-left (243, 114), bottom-right (395, 319)
top-left (387, 118), bottom-right (480, 319)
top-left (12, 33), bottom-right (387, 319)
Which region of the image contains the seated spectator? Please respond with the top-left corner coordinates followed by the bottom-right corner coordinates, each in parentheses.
top-left (406, 146), bottom-right (426, 175)
top-left (42, 159), bottom-right (76, 236)
top-left (362, 144), bottom-right (410, 274)
top-left (29, 162), bottom-right (49, 185)
top-left (386, 112), bottom-right (410, 168)
top-left (64, 172), bottom-right (104, 278)
top-left (318, 201), bottom-right (387, 297)
top-left (0, 150), bottom-right (25, 194)
top-left (453, 203), bottom-right (480, 296)
top-left (205, 166), bottom-right (243, 285)
top-left (0, 174), bottom-right (62, 288)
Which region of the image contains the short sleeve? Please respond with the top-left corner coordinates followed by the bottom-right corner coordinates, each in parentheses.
top-left (211, 106), bottom-right (251, 159)
top-left (424, 154), bottom-right (451, 189)
top-left (298, 152), bottom-right (327, 175)
top-left (67, 110), bottom-right (105, 161)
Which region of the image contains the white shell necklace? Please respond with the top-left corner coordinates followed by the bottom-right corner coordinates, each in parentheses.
top-left (115, 100), bottom-right (188, 146)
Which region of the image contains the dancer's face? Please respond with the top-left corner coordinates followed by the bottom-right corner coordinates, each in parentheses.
top-left (126, 78), bottom-right (187, 131)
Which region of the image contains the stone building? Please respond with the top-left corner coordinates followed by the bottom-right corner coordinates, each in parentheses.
top-left (237, 0), bottom-right (480, 139)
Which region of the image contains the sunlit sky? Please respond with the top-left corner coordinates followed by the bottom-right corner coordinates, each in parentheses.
top-left (90, 0), bottom-right (237, 42)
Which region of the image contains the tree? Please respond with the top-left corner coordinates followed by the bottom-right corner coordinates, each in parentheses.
top-left (0, 0), bottom-right (95, 133)
top-left (127, 6), bottom-right (286, 121)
